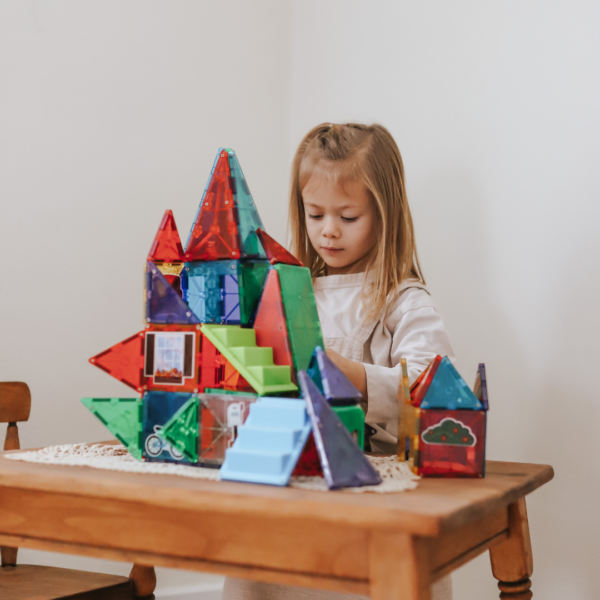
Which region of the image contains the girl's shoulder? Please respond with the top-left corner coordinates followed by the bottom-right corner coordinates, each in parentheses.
top-left (383, 280), bottom-right (439, 326)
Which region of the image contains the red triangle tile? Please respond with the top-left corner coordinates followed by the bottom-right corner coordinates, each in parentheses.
top-left (253, 269), bottom-right (295, 381)
top-left (147, 210), bottom-right (184, 263)
top-left (185, 151), bottom-right (240, 260)
top-left (90, 332), bottom-right (146, 393)
top-left (256, 228), bottom-right (303, 266)
top-left (410, 355), bottom-right (442, 407)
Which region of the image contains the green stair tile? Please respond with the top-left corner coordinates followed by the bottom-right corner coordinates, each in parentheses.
top-left (246, 365), bottom-right (293, 385)
top-left (210, 326), bottom-right (256, 347)
top-left (202, 324), bottom-right (298, 396)
top-left (229, 346), bottom-right (274, 366)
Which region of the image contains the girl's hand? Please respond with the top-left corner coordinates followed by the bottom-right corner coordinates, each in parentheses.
top-left (324, 348), bottom-right (368, 400)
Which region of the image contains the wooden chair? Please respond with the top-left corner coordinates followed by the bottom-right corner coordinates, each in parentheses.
top-left (0, 382), bottom-right (157, 600)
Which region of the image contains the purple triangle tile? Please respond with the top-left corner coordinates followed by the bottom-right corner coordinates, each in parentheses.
top-left (146, 262), bottom-right (200, 325)
top-left (298, 371), bottom-right (381, 490)
top-left (476, 363), bottom-right (489, 411)
top-left (314, 347), bottom-right (362, 402)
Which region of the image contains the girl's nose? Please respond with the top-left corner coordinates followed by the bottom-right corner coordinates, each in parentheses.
top-left (321, 216), bottom-right (340, 238)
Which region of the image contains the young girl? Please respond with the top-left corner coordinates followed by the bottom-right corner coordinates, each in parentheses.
top-left (223, 123), bottom-right (454, 600)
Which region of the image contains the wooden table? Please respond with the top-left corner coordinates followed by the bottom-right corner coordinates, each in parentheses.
top-left (0, 448), bottom-right (553, 600)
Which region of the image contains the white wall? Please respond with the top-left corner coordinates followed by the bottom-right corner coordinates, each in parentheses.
top-left (1, 2), bottom-right (598, 599)
top-left (291, 1), bottom-right (600, 599)
top-left (0, 1), bottom-right (292, 596)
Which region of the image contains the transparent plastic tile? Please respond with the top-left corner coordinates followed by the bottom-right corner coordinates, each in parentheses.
top-left (253, 270), bottom-right (295, 378)
top-left (147, 210), bottom-right (185, 263)
top-left (274, 264), bottom-right (324, 373)
top-left (420, 357), bottom-right (483, 410)
top-left (158, 396), bottom-right (199, 462)
top-left (142, 392), bottom-right (193, 463)
top-left (298, 372), bottom-right (381, 490)
top-left (146, 261), bottom-right (199, 325)
top-left (226, 149), bottom-right (267, 259)
top-left (473, 363), bottom-right (489, 411)
top-left (198, 392), bottom-right (257, 467)
top-left (313, 346), bottom-right (361, 404)
top-left (89, 332), bottom-right (146, 393)
top-left (184, 150), bottom-right (240, 260)
top-left (81, 398), bottom-right (143, 460)
top-left (238, 261), bottom-right (269, 324)
top-left (417, 409), bottom-right (486, 478)
top-left (410, 355), bottom-right (442, 407)
top-left (256, 227), bottom-right (302, 266)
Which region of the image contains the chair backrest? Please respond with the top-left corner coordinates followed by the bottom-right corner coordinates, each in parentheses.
top-left (0, 382), bottom-right (31, 424)
top-left (0, 382), bottom-right (30, 566)
top-left (0, 382), bottom-right (31, 451)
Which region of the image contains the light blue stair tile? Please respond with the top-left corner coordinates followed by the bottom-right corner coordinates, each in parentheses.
top-left (235, 427), bottom-right (302, 452)
top-left (219, 398), bottom-right (312, 486)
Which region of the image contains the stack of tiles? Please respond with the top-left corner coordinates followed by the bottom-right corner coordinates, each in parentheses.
top-left (398, 357), bottom-right (489, 478)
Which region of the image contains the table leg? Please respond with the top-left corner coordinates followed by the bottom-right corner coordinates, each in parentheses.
top-left (369, 531), bottom-right (431, 600)
top-left (489, 498), bottom-right (534, 600)
top-left (0, 545), bottom-right (17, 566)
top-left (129, 564), bottom-right (157, 599)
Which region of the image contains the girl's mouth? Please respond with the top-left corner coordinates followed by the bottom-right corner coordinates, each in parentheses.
top-left (321, 246), bottom-right (343, 254)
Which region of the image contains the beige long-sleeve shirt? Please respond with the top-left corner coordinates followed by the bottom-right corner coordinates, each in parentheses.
top-left (313, 272), bottom-right (456, 454)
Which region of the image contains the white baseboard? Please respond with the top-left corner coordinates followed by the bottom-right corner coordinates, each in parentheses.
top-left (155, 582), bottom-right (223, 600)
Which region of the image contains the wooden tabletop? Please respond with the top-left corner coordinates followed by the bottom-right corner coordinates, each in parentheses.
top-left (0, 450), bottom-right (552, 536)
top-left (0, 447), bottom-right (554, 598)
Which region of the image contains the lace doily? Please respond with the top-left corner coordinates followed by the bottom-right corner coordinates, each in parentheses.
top-left (6, 443), bottom-right (419, 493)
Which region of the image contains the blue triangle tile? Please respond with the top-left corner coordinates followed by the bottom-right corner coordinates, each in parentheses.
top-left (226, 149), bottom-right (267, 259)
top-left (313, 347), bottom-right (362, 403)
top-left (420, 357), bottom-right (482, 410)
top-left (298, 371), bottom-right (381, 490)
top-left (146, 262), bottom-right (200, 325)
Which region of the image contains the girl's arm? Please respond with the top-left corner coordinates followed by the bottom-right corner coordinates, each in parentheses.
top-left (326, 297), bottom-right (455, 410)
top-left (364, 303), bottom-right (455, 424)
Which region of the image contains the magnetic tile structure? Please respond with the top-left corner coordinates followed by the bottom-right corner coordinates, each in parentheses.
top-left (81, 146), bottom-right (488, 488)
top-left (398, 356), bottom-right (489, 478)
top-left (82, 148), bottom-right (390, 489)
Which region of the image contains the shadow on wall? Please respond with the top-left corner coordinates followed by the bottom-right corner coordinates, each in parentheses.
top-left (412, 170), bottom-right (534, 599)
top-left (414, 170), bottom-right (600, 597)
top-left (522, 237), bottom-right (600, 599)
top-left (413, 169), bottom-right (529, 458)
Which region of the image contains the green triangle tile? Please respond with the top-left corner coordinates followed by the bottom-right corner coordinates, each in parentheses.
top-left (274, 264), bottom-right (324, 372)
top-left (158, 396), bottom-right (199, 462)
top-left (81, 398), bottom-right (143, 460)
top-left (238, 261), bottom-right (270, 323)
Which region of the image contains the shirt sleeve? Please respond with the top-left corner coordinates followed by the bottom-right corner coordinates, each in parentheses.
top-left (362, 302), bottom-right (456, 436)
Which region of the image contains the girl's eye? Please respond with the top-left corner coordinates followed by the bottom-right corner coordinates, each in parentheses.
top-left (308, 214), bottom-right (323, 220)
top-left (341, 216), bottom-right (358, 223)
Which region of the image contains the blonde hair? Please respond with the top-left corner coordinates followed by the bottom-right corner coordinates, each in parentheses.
top-left (289, 122), bottom-right (425, 320)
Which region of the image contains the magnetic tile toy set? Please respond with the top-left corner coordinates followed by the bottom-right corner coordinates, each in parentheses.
top-left (83, 148), bottom-right (489, 487)
top-left (398, 358), bottom-right (489, 477)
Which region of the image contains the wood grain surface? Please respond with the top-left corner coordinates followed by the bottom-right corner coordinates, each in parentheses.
top-left (0, 444), bottom-right (553, 600)
top-left (0, 447), bottom-right (553, 536)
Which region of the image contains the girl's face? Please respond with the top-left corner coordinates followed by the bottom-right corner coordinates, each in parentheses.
top-left (302, 172), bottom-right (377, 275)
